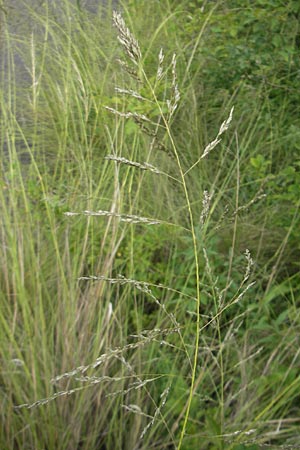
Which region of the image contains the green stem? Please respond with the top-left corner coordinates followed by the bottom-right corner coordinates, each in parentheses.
top-left (142, 69), bottom-right (201, 450)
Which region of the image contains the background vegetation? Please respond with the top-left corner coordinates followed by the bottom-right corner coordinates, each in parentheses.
top-left (1, 0), bottom-right (299, 449)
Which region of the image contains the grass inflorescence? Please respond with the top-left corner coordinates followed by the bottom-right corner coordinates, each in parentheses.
top-left (1, 1), bottom-right (300, 449)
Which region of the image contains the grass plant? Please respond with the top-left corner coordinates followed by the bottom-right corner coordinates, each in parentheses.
top-left (1, 1), bottom-right (300, 449)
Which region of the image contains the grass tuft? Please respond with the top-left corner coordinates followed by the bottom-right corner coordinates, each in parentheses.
top-left (1, 2), bottom-right (299, 449)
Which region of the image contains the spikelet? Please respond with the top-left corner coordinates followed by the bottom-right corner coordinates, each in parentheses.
top-left (113, 11), bottom-right (141, 65)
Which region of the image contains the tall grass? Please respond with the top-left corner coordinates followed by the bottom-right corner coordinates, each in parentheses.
top-left (1, 1), bottom-right (300, 449)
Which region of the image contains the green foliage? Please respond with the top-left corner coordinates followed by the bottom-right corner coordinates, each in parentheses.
top-left (178, 0), bottom-right (300, 281)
